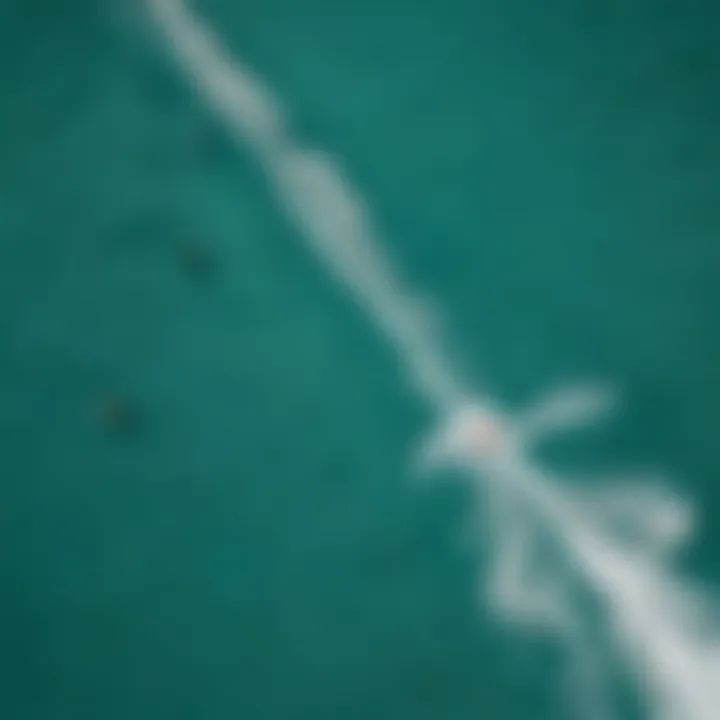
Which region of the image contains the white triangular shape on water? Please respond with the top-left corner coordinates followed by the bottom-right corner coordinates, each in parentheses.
top-left (145, 2), bottom-right (720, 717)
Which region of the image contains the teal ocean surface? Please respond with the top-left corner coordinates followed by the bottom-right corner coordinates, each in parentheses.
top-left (1, 1), bottom-right (719, 718)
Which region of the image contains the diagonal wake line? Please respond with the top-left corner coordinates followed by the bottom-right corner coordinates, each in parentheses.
top-left (146, 1), bottom-right (720, 717)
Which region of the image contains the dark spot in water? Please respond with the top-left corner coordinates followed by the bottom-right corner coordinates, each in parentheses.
top-left (95, 394), bottom-right (141, 436)
top-left (126, 42), bottom-right (186, 110)
top-left (179, 242), bottom-right (217, 281)
top-left (183, 121), bottom-right (226, 160)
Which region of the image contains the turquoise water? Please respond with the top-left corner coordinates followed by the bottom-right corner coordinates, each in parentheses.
top-left (1, 1), bottom-right (719, 718)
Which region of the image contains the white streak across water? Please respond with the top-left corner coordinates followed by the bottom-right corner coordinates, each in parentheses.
top-left (147, 1), bottom-right (720, 717)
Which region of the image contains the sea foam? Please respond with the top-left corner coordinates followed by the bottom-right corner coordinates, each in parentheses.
top-left (146, 2), bottom-right (720, 717)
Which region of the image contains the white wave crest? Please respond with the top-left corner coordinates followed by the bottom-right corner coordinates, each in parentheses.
top-left (146, 2), bottom-right (720, 717)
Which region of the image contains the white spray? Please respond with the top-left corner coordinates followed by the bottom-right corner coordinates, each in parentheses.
top-left (146, 1), bottom-right (720, 717)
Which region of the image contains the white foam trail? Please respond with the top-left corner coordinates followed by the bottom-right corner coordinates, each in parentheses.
top-left (145, 0), bottom-right (465, 413)
top-left (515, 382), bottom-right (619, 445)
top-left (147, 2), bottom-right (720, 717)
